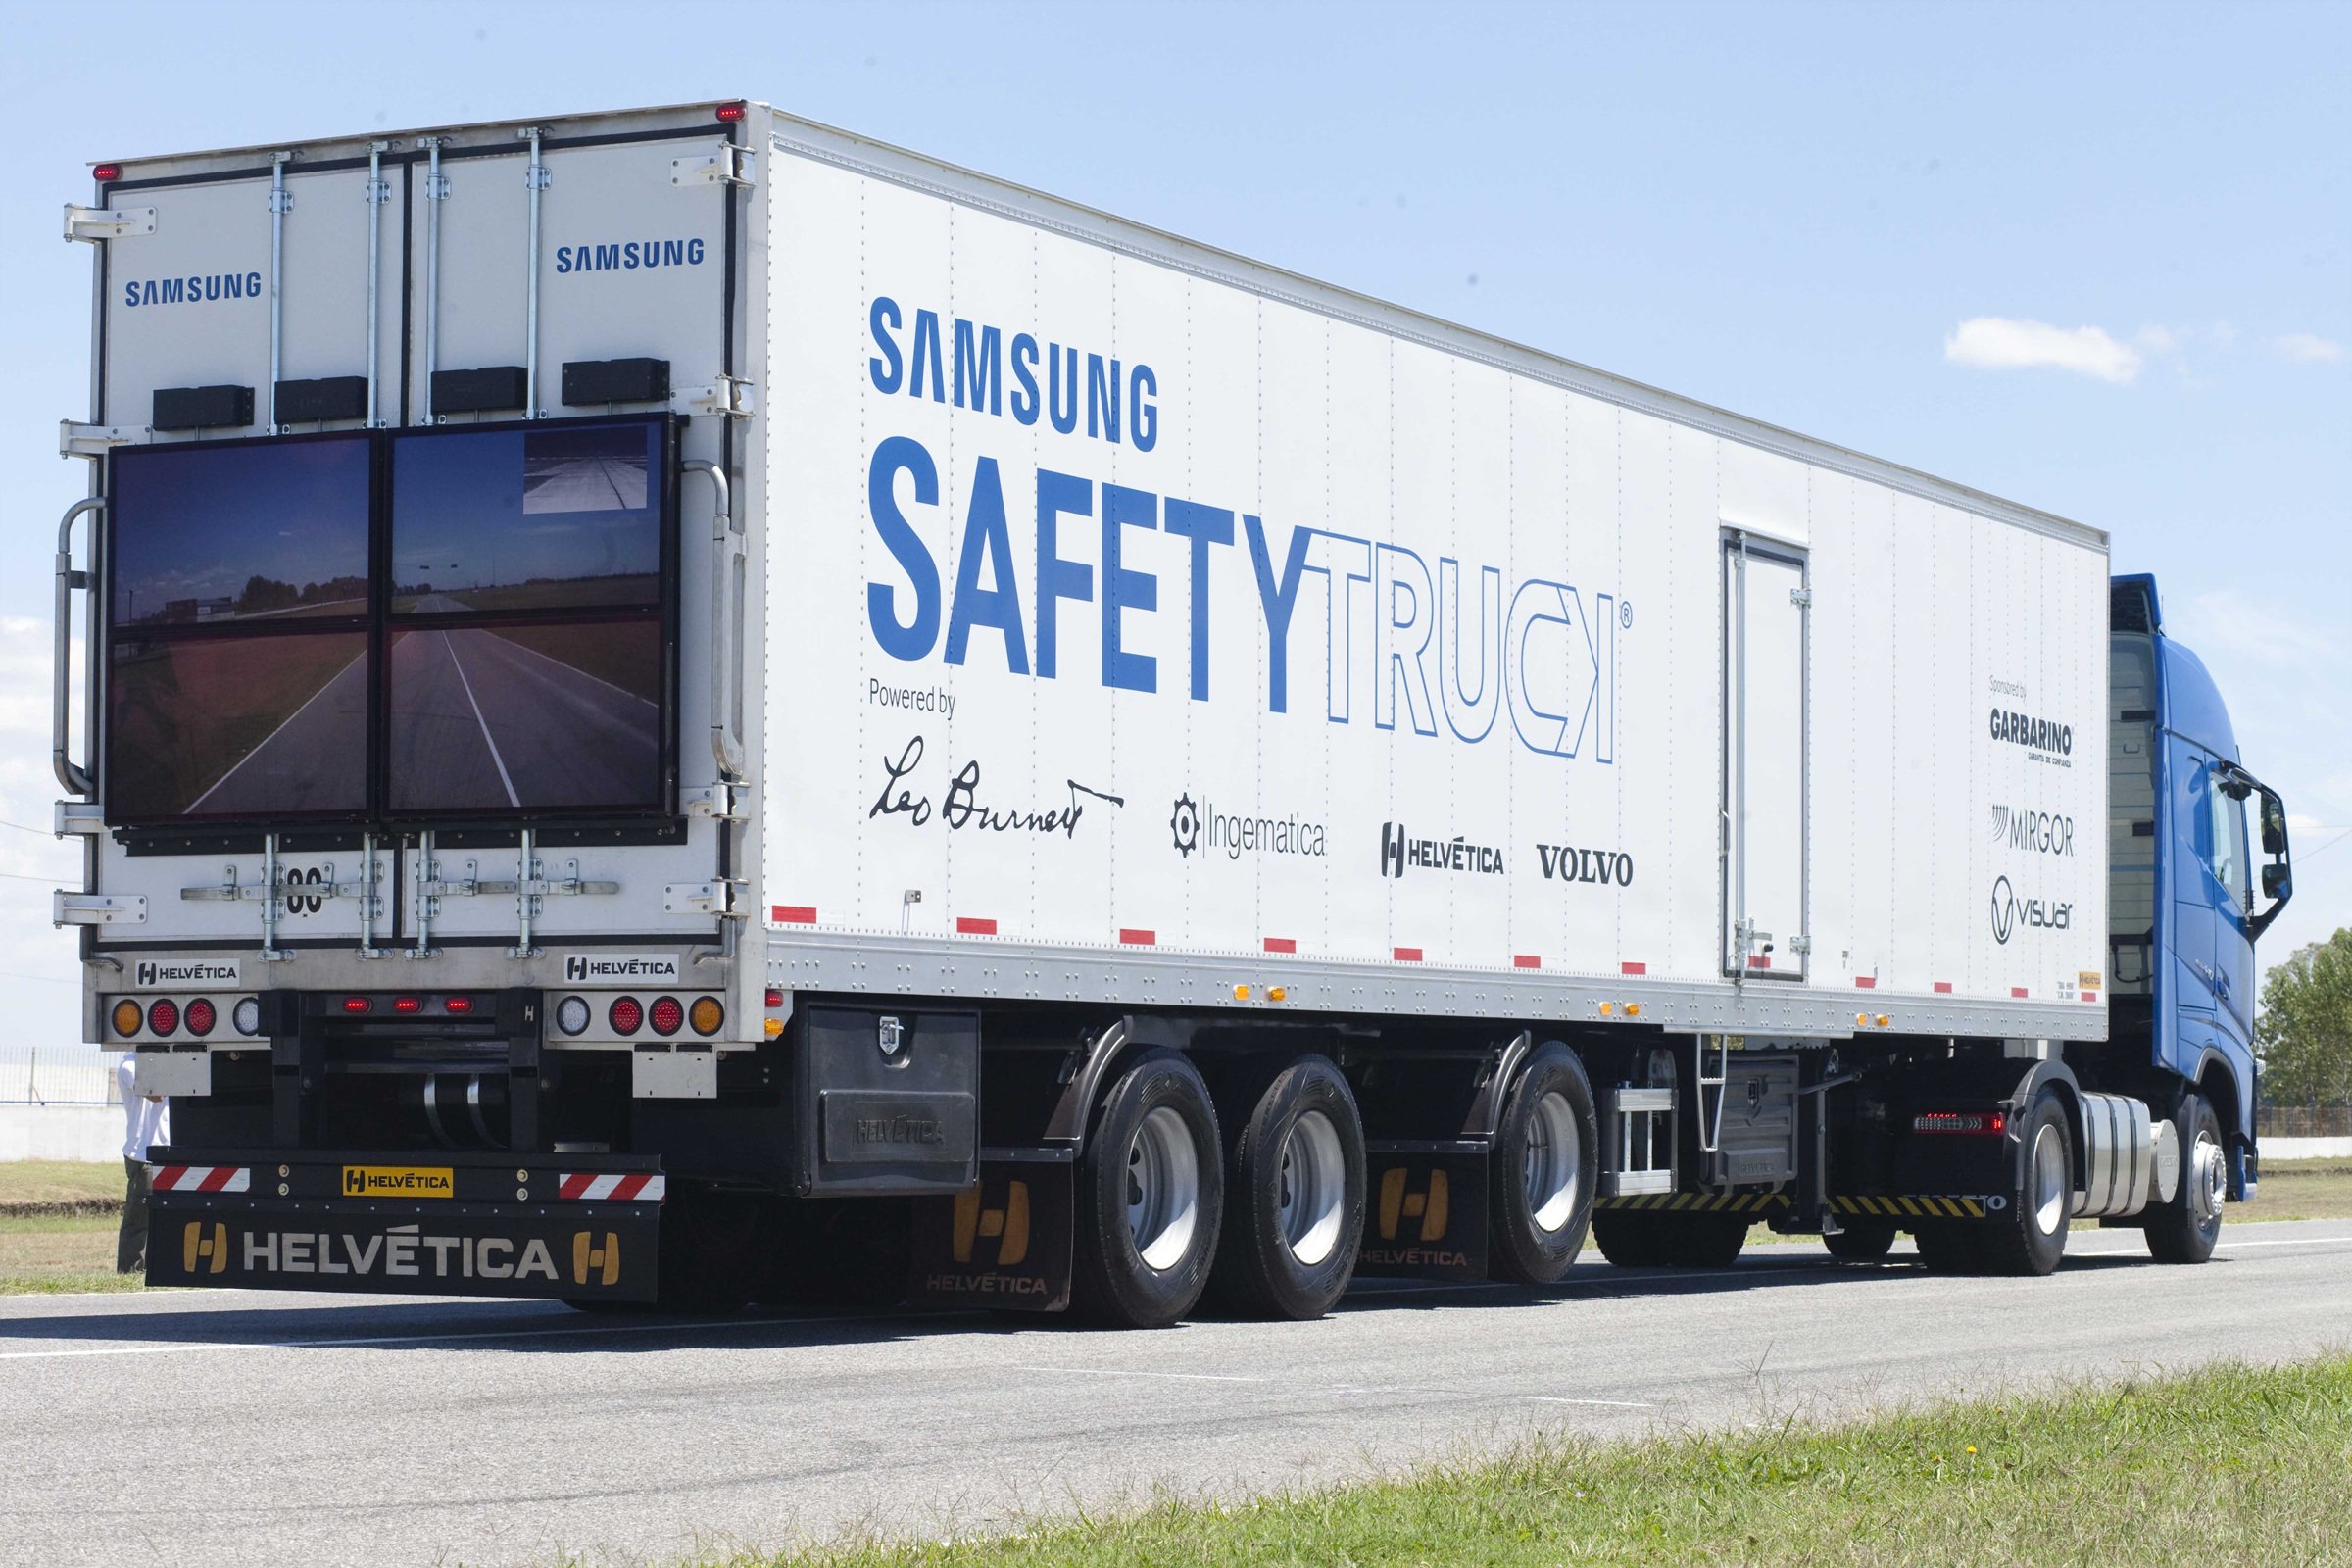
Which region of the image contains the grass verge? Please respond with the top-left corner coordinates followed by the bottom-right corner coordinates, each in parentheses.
top-left (0, 1160), bottom-right (124, 1208)
top-left (0, 1213), bottom-right (137, 1294)
top-left (716, 1355), bottom-right (2352, 1568)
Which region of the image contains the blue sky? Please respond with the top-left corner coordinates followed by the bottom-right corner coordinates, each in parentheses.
top-left (0, 0), bottom-right (2344, 1048)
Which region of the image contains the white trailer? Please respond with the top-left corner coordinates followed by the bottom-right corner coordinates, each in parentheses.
top-left (59, 102), bottom-right (2278, 1321)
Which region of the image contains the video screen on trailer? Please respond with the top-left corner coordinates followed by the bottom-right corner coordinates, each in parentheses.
top-left (110, 436), bottom-right (371, 629)
top-left (384, 418), bottom-right (669, 815)
top-left (390, 422), bottom-right (662, 613)
top-left (106, 630), bottom-right (369, 819)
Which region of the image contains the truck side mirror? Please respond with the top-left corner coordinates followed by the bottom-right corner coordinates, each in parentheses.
top-left (2248, 781), bottom-right (2292, 941)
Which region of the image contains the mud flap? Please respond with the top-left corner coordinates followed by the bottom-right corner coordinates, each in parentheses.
top-left (1354, 1146), bottom-right (1490, 1281)
top-left (145, 1196), bottom-right (660, 1302)
top-left (908, 1152), bottom-right (1074, 1311)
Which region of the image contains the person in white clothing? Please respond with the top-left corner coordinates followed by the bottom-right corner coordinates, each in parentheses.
top-left (116, 1054), bottom-right (171, 1275)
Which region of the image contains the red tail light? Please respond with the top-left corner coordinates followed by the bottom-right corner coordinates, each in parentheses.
top-left (444, 996), bottom-right (475, 1014)
top-left (392, 996), bottom-right (423, 1015)
top-left (765, 988), bottom-right (784, 1009)
top-left (342, 996), bottom-right (371, 1014)
top-left (184, 999), bottom-right (217, 1037)
top-left (649, 996), bottom-right (684, 1037)
top-left (147, 999), bottom-right (180, 1035)
top-left (610, 997), bottom-right (644, 1036)
top-left (1912, 1110), bottom-right (2007, 1136)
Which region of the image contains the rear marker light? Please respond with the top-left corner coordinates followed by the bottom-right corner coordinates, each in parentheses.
top-left (1913, 1111), bottom-right (2008, 1136)
top-left (444, 996), bottom-right (475, 1014)
top-left (555, 996), bottom-right (591, 1036)
top-left (184, 999), bottom-right (217, 1037)
top-left (715, 102), bottom-right (747, 122)
top-left (111, 1000), bottom-right (143, 1038)
top-left (688, 997), bottom-right (724, 1036)
top-left (147, 999), bottom-right (180, 1036)
top-left (393, 996), bottom-right (423, 1015)
top-left (649, 996), bottom-right (685, 1037)
top-left (342, 997), bottom-right (371, 1014)
top-left (92, 163), bottom-right (122, 182)
top-left (232, 998), bottom-right (262, 1036)
top-left (610, 997), bottom-right (644, 1036)
top-left (764, 988), bottom-right (784, 1009)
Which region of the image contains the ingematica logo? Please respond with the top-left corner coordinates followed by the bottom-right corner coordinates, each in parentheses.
top-left (1170, 794), bottom-right (1201, 858)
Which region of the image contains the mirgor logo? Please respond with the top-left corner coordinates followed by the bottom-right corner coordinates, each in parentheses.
top-left (1990, 874), bottom-right (2073, 945)
top-left (1990, 805), bottom-right (2075, 857)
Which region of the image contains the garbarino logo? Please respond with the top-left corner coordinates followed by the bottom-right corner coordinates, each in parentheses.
top-left (1989, 708), bottom-right (2073, 767)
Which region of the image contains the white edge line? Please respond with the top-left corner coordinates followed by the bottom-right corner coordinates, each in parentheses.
top-left (184, 648), bottom-right (368, 812)
top-left (442, 629), bottom-right (521, 808)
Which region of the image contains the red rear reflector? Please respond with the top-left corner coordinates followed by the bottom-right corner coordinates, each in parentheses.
top-left (342, 997), bottom-right (371, 1014)
top-left (1621, 961), bottom-right (1646, 976)
top-left (610, 997), bottom-right (644, 1035)
top-left (392, 996), bottom-right (423, 1014)
top-left (1934, 981), bottom-right (1954, 993)
top-left (649, 996), bottom-right (685, 1036)
top-left (184, 999), bottom-right (217, 1037)
top-left (2012, 987), bottom-right (2029, 998)
top-left (715, 102), bottom-right (747, 122)
top-left (1514, 955), bottom-right (1542, 969)
top-left (772, 905), bottom-right (817, 925)
top-left (1262, 937), bottom-right (1296, 955)
top-left (1119, 928), bottom-right (1155, 947)
top-left (1394, 947), bottom-right (1423, 962)
top-left (92, 163), bottom-right (122, 182)
top-left (147, 999), bottom-right (180, 1035)
top-left (443, 996), bottom-right (474, 1014)
top-left (956, 916), bottom-right (997, 935)
top-left (1912, 1111), bottom-right (2008, 1136)
top-left (764, 988), bottom-right (784, 1009)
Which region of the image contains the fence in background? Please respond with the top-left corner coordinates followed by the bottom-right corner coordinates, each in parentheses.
top-left (1, 1044), bottom-right (120, 1106)
top-left (2259, 1102), bottom-right (2352, 1139)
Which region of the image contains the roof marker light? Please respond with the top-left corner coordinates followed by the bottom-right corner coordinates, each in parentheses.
top-left (714, 102), bottom-right (747, 123)
top-left (92, 164), bottom-right (122, 183)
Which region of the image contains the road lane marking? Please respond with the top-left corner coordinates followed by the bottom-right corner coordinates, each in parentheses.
top-left (1522, 1396), bottom-right (1656, 1408)
top-left (185, 649), bottom-right (368, 812)
top-left (1006, 1364), bottom-right (1266, 1384)
top-left (444, 630), bottom-right (520, 807)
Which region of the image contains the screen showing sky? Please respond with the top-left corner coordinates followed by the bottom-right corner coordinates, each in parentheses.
top-left (110, 437), bottom-right (371, 627)
top-left (392, 420), bottom-right (662, 611)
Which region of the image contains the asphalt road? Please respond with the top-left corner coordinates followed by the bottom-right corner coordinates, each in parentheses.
top-left (4, 1220), bottom-right (2346, 1568)
top-left (188, 650), bottom-right (368, 814)
top-left (524, 452), bottom-right (649, 513)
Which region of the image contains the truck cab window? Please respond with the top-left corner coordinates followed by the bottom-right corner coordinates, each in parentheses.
top-left (2206, 769), bottom-right (2250, 914)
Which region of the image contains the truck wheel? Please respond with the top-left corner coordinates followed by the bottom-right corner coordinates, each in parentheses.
top-left (2143, 1096), bottom-right (2227, 1264)
top-left (1070, 1048), bottom-right (1223, 1328)
top-left (1488, 1045), bottom-right (1599, 1285)
top-left (1974, 1093), bottom-right (2073, 1277)
top-left (1590, 1211), bottom-right (1745, 1268)
top-left (1823, 1222), bottom-right (1896, 1262)
top-left (1207, 1054), bottom-right (1366, 1320)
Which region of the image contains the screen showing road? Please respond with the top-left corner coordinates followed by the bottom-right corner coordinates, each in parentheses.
top-left (110, 436), bottom-right (370, 628)
top-left (107, 630), bottom-right (368, 818)
top-left (391, 422), bottom-right (662, 613)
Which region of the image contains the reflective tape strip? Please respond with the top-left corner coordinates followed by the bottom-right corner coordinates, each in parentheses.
top-left (555, 1172), bottom-right (665, 1202)
top-left (150, 1165), bottom-right (248, 1193)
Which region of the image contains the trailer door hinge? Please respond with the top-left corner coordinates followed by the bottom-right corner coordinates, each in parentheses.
top-left (64, 204), bottom-right (156, 242)
top-left (55, 892), bottom-right (146, 926)
top-left (674, 376), bottom-right (756, 419)
top-left (682, 782), bottom-right (749, 820)
top-left (53, 801), bottom-right (105, 837)
top-left (670, 146), bottom-right (756, 188)
top-left (60, 421), bottom-right (143, 459)
top-left (664, 880), bottom-right (745, 917)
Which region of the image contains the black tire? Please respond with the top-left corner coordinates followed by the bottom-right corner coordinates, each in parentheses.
top-left (1590, 1210), bottom-right (1746, 1269)
top-left (1823, 1222), bottom-right (1897, 1262)
top-left (1975, 1092), bottom-right (2073, 1277)
top-left (1910, 1223), bottom-right (1982, 1273)
top-left (1070, 1048), bottom-right (1224, 1328)
top-left (1487, 1044), bottom-right (1600, 1285)
top-left (2144, 1095), bottom-right (2227, 1264)
top-left (1206, 1054), bottom-right (1367, 1320)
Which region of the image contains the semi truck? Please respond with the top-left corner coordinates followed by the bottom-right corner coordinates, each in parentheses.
top-left (54, 100), bottom-right (2293, 1321)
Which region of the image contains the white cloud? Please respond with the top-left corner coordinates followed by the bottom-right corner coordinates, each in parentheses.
top-left (2274, 331), bottom-right (2344, 363)
top-left (1943, 317), bottom-right (2144, 384)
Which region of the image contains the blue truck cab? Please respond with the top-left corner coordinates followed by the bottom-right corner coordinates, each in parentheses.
top-left (2108, 574), bottom-right (2292, 1201)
